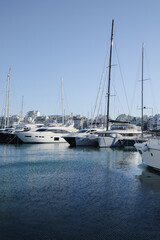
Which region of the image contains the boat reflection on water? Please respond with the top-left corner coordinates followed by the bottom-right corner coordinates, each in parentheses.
top-left (97, 147), bottom-right (141, 172)
top-left (139, 166), bottom-right (160, 192)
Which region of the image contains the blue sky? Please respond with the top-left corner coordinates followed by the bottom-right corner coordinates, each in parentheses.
top-left (0, 0), bottom-right (159, 118)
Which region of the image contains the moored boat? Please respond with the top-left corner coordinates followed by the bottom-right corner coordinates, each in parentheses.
top-left (135, 138), bottom-right (160, 170)
top-left (63, 128), bottom-right (102, 147)
top-left (14, 124), bottom-right (77, 143)
top-left (98, 122), bottom-right (142, 148)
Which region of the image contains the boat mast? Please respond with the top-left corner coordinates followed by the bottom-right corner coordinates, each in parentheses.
top-left (4, 68), bottom-right (11, 128)
top-left (141, 43), bottom-right (144, 138)
top-left (106, 19), bottom-right (114, 131)
top-left (7, 68), bottom-right (11, 127)
top-left (21, 96), bottom-right (24, 120)
top-left (61, 78), bottom-right (64, 125)
top-left (4, 78), bottom-right (8, 128)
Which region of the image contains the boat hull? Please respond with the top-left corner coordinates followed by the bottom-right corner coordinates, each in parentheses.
top-left (15, 132), bottom-right (67, 143)
top-left (63, 137), bottom-right (76, 147)
top-left (75, 136), bottom-right (98, 146)
top-left (141, 148), bottom-right (160, 170)
top-left (98, 136), bottom-right (118, 148)
top-left (135, 139), bottom-right (160, 170)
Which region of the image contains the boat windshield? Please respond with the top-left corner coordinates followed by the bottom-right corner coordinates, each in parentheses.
top-left (36, 128), bottom-right (47, 132)
top-left (77, 130), bottom-right (88, 133)
top-left (36, 128), bottom-right (71, 134)
top-left (86, 129), bottom-right (97, 133)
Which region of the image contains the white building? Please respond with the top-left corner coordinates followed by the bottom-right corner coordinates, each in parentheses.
top-left (25, 110), bottom-right (40, 123)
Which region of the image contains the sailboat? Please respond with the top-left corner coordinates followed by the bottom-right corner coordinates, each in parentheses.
top-left (98, 20), bottom-right (142, 148)
top-left (134, 44), bottom-right (160, 169)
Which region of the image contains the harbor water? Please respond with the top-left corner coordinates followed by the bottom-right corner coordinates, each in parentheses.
top-left (0, 143), bottom-right (160, 240)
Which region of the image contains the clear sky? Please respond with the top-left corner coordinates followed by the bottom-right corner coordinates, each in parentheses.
top-left (0, 0), bottom-right (159, 119)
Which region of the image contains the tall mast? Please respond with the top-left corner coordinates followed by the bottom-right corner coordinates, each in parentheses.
top-left (4, 68), bottom-right (11, 128)
top-left (61, 78), bottom-right (64, 125)
top-left (141, 43), bottom-right (144, 138)
top-left (7, 68), bottom-right (11, 127)
top-left (21, 96), bottom-right (24, 120)
top-left (4, 77), bottom-right (8, 128)
top-left (106, 19), bottom-right (114, 130)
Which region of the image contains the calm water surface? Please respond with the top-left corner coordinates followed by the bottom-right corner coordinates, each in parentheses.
top-left (0, 143), bottom-right (160, 240)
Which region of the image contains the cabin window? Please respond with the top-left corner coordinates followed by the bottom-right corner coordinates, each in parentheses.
top-left (54, 137), bottom-right (59, 141)
top-left (25, 136), bottom-right (31, 137)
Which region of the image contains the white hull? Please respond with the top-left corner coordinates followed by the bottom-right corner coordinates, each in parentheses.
top-left (63, 128), bottom-right (103, 147)
top-left (98, 124), bottom-right (142, 148)
top-left (142, 148), bottom-right (160, 170)
top-left (15, 131), bottom-right (67, 143)
top-left (135, 139), bottom-right (160, 170)
top-left (98, 136), bottom-right (116, 148)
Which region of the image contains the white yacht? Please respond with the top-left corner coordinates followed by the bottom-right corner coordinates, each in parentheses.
top-left (135, 138), bottom-right (160, 170)
top-left (98, 122), bottom-right (142, 148)
top-left (63, 128), bottom-right (103, 147)
top-left (15, 124), bottom-right (77, 143)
